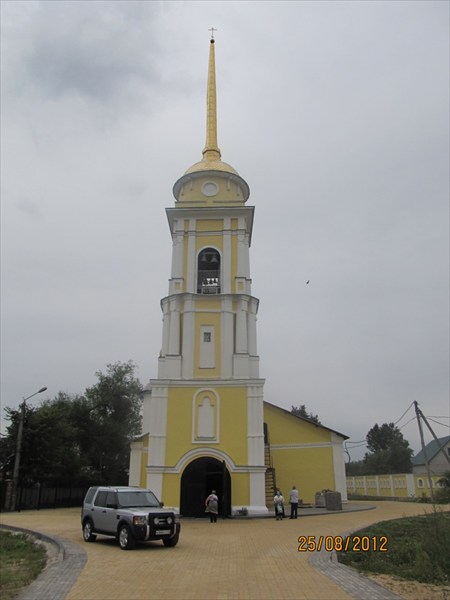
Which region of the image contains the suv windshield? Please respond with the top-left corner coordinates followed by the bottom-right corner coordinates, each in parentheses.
top-left (117, 490), bottom-right (160, 508)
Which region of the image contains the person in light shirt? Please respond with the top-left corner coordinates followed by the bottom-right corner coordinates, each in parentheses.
top-left (289, 485), bottom-right (299, 519)
top-left (274, 490), bottom-right (285, 520)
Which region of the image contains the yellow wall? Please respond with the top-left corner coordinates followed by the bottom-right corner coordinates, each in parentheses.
top-left (264, 403), bottom-right (339, 504)
top-left (140, 436), bottom-right (149, 486)
top-left (265, 403), bottom-right (330, 445)
top-left (230, 472), bottom-right (249, 506)
top-left (195, 234), bottom-right (222, 252)
top-left (196, 219), bottom-right (223, 232)
top-left (162, 472), bottom-right (181, 507)
top-left (272, 447), bottom-right (335, 505)
top-left (165, 385), bottom-right (249, 466)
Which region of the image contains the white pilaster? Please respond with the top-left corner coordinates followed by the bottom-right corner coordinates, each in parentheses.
top-left (221, 296), bottom-right (234, 377)
top-left (181, 297), bottom-right (195, 378)
top-left (331, 433), bottom-right (348, 502)
top-left (223, 217), bottom-right (231, 294)
top-left (235, 297), bottom-right (248, 354)
top-left (187, 219), bottom-right (196, 293)
top-left (168, 298), bottom-right (180, 355)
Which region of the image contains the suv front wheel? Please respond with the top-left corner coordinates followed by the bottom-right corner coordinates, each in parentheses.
top-left (118, 524), bottom-right (136, 550)
top-left (163, 532), bottom-right (179, 547)
top-left (83, 519), bottom-right (97, 543)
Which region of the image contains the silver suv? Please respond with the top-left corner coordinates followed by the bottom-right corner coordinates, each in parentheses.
top-left (81, 486), bottom-right (180, 550)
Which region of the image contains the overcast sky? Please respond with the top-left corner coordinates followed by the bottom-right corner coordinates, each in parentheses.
top-left (1, 0), bottom-right (449, 461)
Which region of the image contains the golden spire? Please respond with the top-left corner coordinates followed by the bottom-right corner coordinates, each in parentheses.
top-left (202, 30), bottom-right (221, 162)
top-left (182, 31), bottom-right (242, 179)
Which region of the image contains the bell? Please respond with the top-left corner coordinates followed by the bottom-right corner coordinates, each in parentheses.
top-left (210, 254), bottom-right (219, 264)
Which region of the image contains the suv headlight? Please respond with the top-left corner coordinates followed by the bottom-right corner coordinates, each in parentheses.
top-left (166, 516), bottom-right (173, 525)
top-left (153, 517), bottom-right (160, 525)
top-left (133, 516), bottom-right (148, 526)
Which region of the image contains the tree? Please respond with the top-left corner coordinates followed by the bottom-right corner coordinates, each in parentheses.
top-left (363, 422), bottom-right (413, 474)
top-left (436, 471), bottom-right (450, 503)
top-left (1, 361), bottom-right (143, 488)
top-left (291, 405), bottom-right (321, 425)
top-left (81, 361), bottom-right (143, 484)
top-left (2, 393), bottom-right (85, 487)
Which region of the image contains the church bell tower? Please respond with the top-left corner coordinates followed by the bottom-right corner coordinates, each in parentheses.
top-left (130, 35), bottom-right (267, 516)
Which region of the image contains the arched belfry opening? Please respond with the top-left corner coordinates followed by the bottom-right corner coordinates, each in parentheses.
top-left (180, 457), bottom-right (231, 517)
top-left (197, 248), bottom-right (221, 294)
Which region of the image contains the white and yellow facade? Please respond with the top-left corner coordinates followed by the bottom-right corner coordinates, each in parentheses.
top-left (129, 37), bottom-right (348, 515)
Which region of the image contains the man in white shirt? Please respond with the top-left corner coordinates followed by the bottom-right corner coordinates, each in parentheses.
top-left (289, 485), bottom-right (299, 519)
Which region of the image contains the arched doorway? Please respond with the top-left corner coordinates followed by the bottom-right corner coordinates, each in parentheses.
top-left (180, 457), bottom-right (231, 517)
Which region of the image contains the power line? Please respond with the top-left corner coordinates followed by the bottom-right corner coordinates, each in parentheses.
top-left (393, 401), bottom-right (415, 426)
top-left (425, 415), bottom-right (449, 420)
top-left (398, 415), bottom-right (417, 430)
top-left (426, 417), bottom-right (450, 428)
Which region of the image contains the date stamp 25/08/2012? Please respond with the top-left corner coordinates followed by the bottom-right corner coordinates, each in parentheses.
top-left (297, 535), bottom-right (388, 553)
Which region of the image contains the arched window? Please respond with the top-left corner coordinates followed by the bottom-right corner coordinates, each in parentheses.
top-left (197, 248), bottom-right (221, 294)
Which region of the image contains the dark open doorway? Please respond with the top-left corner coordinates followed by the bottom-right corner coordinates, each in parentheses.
top-left (180, 457), bottom-right (231, 517)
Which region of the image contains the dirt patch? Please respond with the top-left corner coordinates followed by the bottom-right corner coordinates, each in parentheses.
top-left (368, 573), bottom-right (450, 600)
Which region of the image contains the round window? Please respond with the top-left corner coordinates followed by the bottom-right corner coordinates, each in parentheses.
top-left (201, 182), bottom-right (219, 197)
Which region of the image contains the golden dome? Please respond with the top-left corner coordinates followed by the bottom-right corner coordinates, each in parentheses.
top-left (184, 158), bottom-right (239, 176)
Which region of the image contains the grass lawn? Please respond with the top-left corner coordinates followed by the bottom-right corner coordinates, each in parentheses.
top-left (337, 509), bottom-right (450, 586)
top-left (0, 530), bottom-right (47, 600)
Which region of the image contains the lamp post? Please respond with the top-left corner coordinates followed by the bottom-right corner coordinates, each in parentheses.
top-left (10, 386), bottom-right (47, 511)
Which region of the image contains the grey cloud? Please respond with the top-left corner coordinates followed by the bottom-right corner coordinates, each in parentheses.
top-left (4, 1), bottom-right (164, 105)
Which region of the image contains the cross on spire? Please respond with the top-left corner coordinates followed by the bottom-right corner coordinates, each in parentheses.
top-left (209, 27), bottom-right (217, 40)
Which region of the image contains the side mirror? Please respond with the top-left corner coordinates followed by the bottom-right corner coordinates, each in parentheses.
top-left (159, 502), bottom-right (164, 508)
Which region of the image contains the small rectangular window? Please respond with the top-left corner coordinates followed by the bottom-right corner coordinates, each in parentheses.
top-left (200, 326), bottom-right (215, 368)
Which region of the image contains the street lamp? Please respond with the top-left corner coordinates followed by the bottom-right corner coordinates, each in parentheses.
top-left (10, 386), bottom-right (47, 511)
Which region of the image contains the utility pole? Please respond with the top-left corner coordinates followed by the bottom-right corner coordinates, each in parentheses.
top-left (10, 387), bottom-right (47, 511)
top-left (414, 401), bottom-right (435, 502)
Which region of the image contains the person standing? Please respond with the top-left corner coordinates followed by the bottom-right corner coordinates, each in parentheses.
top-left (205, 490), bottom-right (219, 523)
top-left (289, 485), bottom-right (299, 519)
top-left (274, 490), bottom-right (285, 520)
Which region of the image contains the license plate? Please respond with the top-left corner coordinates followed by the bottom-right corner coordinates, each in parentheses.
top-left (155, 529), bottom-right (170, 535)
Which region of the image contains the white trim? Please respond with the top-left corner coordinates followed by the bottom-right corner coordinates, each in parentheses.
top-left (187, 220), bottom-right (196, 292)
top-left (146, 387), bottom-right (168, 471)
top-left (145, 471), bottom-right (163, 500)
top-left (271, 442), bottom-right (333, 450)
top-left (331, 433), bottom-right (348, 502)
top-left (149, 447), bottom-right (268, 475)
top-left (150, 377), bottom-right (265, 388)
top-left (176, 448), bottom-right (236, 473)
top-left (223, 217), bottom-right (231, 294)
top-left (128, 441), bottom-right (143, 487)
top-left (406, 473), bottom-right (415, 496)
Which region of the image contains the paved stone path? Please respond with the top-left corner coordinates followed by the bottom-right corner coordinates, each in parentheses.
top-left (1, 501), bottom-right (434, 599)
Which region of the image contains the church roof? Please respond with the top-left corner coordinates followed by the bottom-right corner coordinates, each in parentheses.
top-left (183, 35), bottom-right (239, 178)
top-left (263, 401), bottom-right (349, 440)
